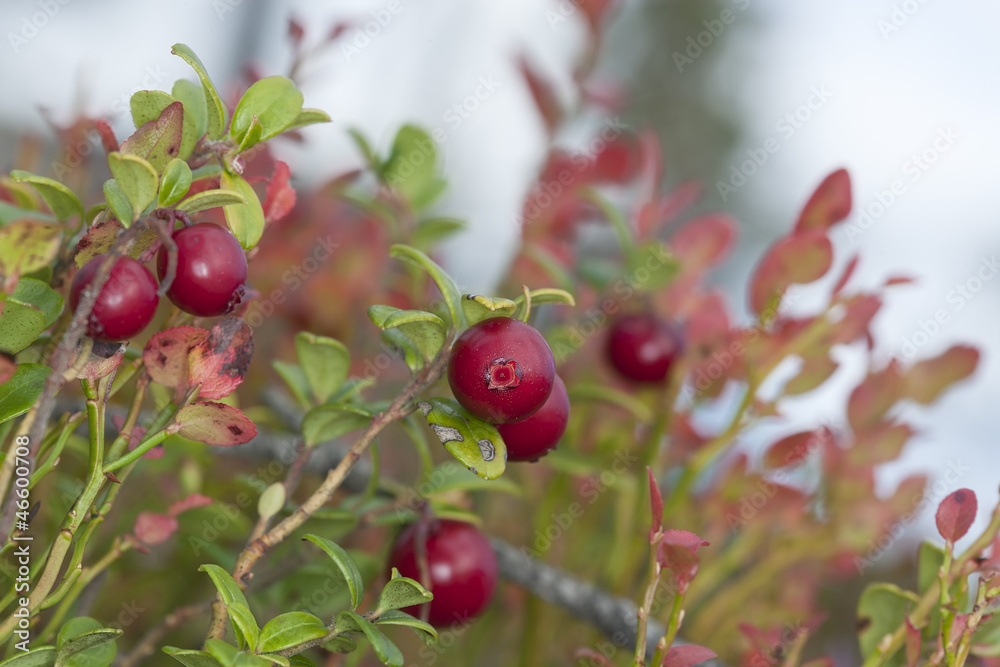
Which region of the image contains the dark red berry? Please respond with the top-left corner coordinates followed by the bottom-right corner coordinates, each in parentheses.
top-left (156, 223), bottom-right (247, 317)
top-left (496, 374), bottom-right (569, 462)
top-left (606, 314), bottom-right (684, 383)
top-left (448, 317), bottom-right (555, 423)
top-left (69, 254), bottom-right (159, 342)
top-left (387, 519), bottom-right (498, 627)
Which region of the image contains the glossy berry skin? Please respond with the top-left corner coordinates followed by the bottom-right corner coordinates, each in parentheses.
top-left (497, 374), bottom-right (569, 462)
top-left (606, 314), bottom-right (684, 383)
top-left (156, 223), bottom-right (247, 317)
top-left (69, 254), bottom-right (159, 342)
top-left (447, 317), bottom-right (555, 424)
top-left (387, 519), bottom-right (498, 627)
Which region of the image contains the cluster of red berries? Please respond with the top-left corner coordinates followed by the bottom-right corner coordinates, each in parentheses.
top-left (70, 223), bottom-right (248, 342)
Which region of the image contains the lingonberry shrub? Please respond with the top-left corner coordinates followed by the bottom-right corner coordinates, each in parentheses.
top-left (0, 11), bottom-right (996, 667)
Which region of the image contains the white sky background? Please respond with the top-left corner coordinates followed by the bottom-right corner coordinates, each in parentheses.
top-left (1, 0), bottom-right (998, 555)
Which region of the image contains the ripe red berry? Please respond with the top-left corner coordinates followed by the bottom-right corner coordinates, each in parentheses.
top-left (606, 313), bottom-right (684, 383)
top-left (387, 519), bottom-right (498, 627)
top-left (156, 223), bottom-right (247, 317)
top-left (69, 254), bottom-right (159, 342)
top-left (496, 374), bottom-right (569, 462)
top-left (448, 317), bottom-right (555, 423)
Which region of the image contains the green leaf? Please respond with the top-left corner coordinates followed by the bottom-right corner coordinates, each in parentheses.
top-left (856, 583), bottom-right (920, 667)
top-left (302, 534), bottom-right (364, 610)
top-left (388, 244), bottom-right (464, 332)
top-left (0, 363), bottom-right (50, 424)
top-left (236, 116), bottom-right (263, 153)
top-left (199, 564), bottom-right (252, 650)
top-left (233, 652), bottom-right (272, 667)
top-left (107, 152), bottom-right (158, 221)
top-left (626, 241), bottom-right (680, 290)
top-left (159, 158), bottom-right (193, 207)
top-left (973, 612), bottom-right (1000, 657)
top-left (373, 609), bottom-right (438, 646)
top-left (513, 288), bottom-right (576, 321)
top-left (172, 79), bottom-right (208, 140)
top-left (285, 108), bottom-right (331, 132)
top-left (130, 91), bottom-right (199, 161)
top-left (367, 305), bottom-right (445, 363)
top-left (256, 656), bottom-right (289, 667)
top-left (412, 217), bottom-right (465, 250)
top-left (102, 180), bottom-right (133, 227)
top-left (203, 640), bottom-right (239, 667)
top-left (374, 569), bottom-right (433, 616)
top-left (0, 220), bottom-right (61, 276)
top-left (380, 328), bottom-right (423, 374)
top-left (56, 617), bottom-right (120, 667)
top-left (567, 382), bottom-right (653, 424)
top-left (287, 658), bottom-right (315, 667)
top-left (461, 294), bottom-right (517, 326)
top-left (332, 611), bottom-right (403, 667)
top-left (162, 647), bottom-right (224, 667)
top-left (294, 332), bottom-right (350, 405)
top-left (257, 482), bottom-right (285, 521)
top-left (0, 200), bottom-right (56, 225)
top-left (231, 76), bottom-right (303, 144)
top-left (382, 125), bottom-right (445, 210)
top-left (0, 278), bottom-right (64, 354)
top-left (301, 404), bottom-right (372, 448)
top-left (227, 602), bottom-right (260, 652)
top-left (416, 398), bottom-right (506, 480)
top-left (347, 128), bottom-right (380, 171)
top-left (220, 171), bottom-right (265, 250)
top-left (0, 646), bottom-right (56, 666)
top-left (10, 170), bottom-right (83, 223)
top-left (321, 637), bottom-right (357, 655)
top-left (175, 189), bottom-right (247, 214)
top-left (258, 612), bottom-right (328, 653)
top-left (271, 361), bottom-right (311, 410)
top-left (171, 43), bottom-right (227, 139)
top-left (121, 100), bottom-right (184, 172)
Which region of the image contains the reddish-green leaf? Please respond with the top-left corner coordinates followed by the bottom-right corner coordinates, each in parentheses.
top-left (648, 467), bottom-right (662, 541)
top-left (669, 214), bottom-right (737, 275)
top-left (794, 168), bottom-right (852, 232)
top-left (764, 430), bottom-right (826, 469)
top-left (173, 401), bottom-right (257, 446)
top-left (264, 161), bottom-right (296, 224)
top-left (657, 530), bottom-right (709, 592)
top-left (936, 488), bottom-right (977, 542)
top-left (849, 422), bottom-right (914, 467)
top-left (188, 318), bottom-right (253, 400)
top-left (120, 101), bottom-right (184, 173)
top-left (143, 326), bottom-right (208, 401)
top-left (903, 345), bottom-right (979, 404)
top-left (0, 219), bottom-right (61, 277)
top-left (750, 229), bottom-right (833, 314)
top-left (847, 362), bottom-right (903, 434)
top-left (168, 493), bottom-right (213, 516)
top-left (662, 645), bottom-right (717, 667)
top-left (74, 216), bottom-right (160, 268)
top-left (518, 56), bottom-right (562, 134)
top-left (784, 354), bottom-right (839, 396)
top-left (832, 254), bottom-right (860, 297)
top-left (134, 511), bottom-right (179, 545)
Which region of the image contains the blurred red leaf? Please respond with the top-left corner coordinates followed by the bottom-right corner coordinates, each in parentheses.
top-left (168, 493), bottom-right (214, 516)
top-left (831, 254), bottom-right (859, 297)
top-left (794, 168), bottom-right (852, 232)
top-left (264, 160), bottom-right (296, 224)
top-left (750, 229), bottom-right (833, 314)
top-left (95, 119), bottom-right (118, 155)
top-left (828, 294), bottom-right (881, 345)
top-left (764, 429), bottom-right (829, 469)
top-left (172, 401), bottom-right (256, 446)
top-left (784, 354), bottom-right (839, 396)
top-left (589, 137), bottom-right (637, 184)
top-left (134, 512), bottom-right (178, 546)
top-left (685, 291), bottom-right (730, 349)
top-left (657, 530), bottom-right (709, 592)
top-left (903, 345), bottom-right (979, 404)
top-left (849, 422), bottom-right (915, 467)
top-left (936, 488), bottom-right (977, 542)
top-left (143, 326), bottom-right (209, 401)
top-left (670, 214), bottom-right (737, 276)
top-left (661, 645), bottom-right (716, 667)
top-left (518, 56), bottom-right (563, 135)
top-left (847, 362), bottom-right (904, 433)
top-left (648, 467), bottom-right (663, 541)
top-left (884, 275), bottom-right (916, 287)
top-left (188, 318), bottom-right (254, 400)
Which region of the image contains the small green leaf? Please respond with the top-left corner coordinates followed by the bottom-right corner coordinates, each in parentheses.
top-left (303, 534), bottom-right (364, 610)
top-left (107, 152), bottom-right (158, 221)
top-left (412, 217), bottom-right (465, 250)
top-left (332, 611), bottom-right (403, 667)
top-left (382, 125), bottom-right (445, 210)
top-left (162, 647), bottom-right (224, 667)
top-left (56, 617), bottom-right (120, 667)
top-left (0, 278), bottom-right (64, 354)
top-left (373, 609), bottom-right (438, 646)
top-left (175, 189), bottom-right (247, 214)
top-left (130, 91), bottom-right (199, 161)
top-left (271, 361), bottom-right (311, 410)
top-left (856, 583), bottom-right (920, 667)
top-left (10, 170), bottom-right (83, 223)
top-left (375, 569), bottom-right (433, 616)
top-left (347, 128), bottom-right (380, 171)
top-left (301, 404), bottom-right (372, 448)
top-left (321, 636), bottom-right (357, 655)
top-left (0, 646), bottom-right (56, 666)
top-left (199, 565), bottom-right (252, 650)
top-left (461, 294), bottom-right (517, 326)
top-left (286, 108), bottom-right (331, 132)
top-left (159, 158), bottom-right (193, 207)
top-left (220, 171), bottom-right (265, 250)
top-left (121, 101), bottom-right (184, 172)
top-left (380, 328), bottom-right (423, 374)
top-left (236, 116), bottom-right (264, 153)
top-left (256, 656), bottom-right (289, 667)
top-left (0, 363), bottom-right (50, 425)
top-left (257, 482), bottom-right (285, 521)
top-left (102, 180), bottom-right (133, 227)
top-left (226, 602), bottom-right (260, 653)
top-left (513, 288), bottom-right (575, 321)
top-left (294, 332), bottom-right (350, 405)
top-left (0, 219), bottom-right (61, 276)
top-left (258, 612), bottom-right (328, 653)
top-left (172, 79), bottom-right (208, 140)
top-left (231, 76), bottom-right (303, 143)
top-left (367, 305), bottom-right (445, 363)
top-left (416, 398), bottom-right (506, 480)
top-left (626, 241), bottom-right (680, 290)
top-left (388, 245), bottom-right (464, 332)
top-left (203, 639), bottom-right (239, 667)
top-left (171, 43), bottom-right (227, 139)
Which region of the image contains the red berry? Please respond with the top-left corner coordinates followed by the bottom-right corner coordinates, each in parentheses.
top-left (606, 314), bottom-right (684, 383)
top-left (387, 519), bottom-right (498, 627)
top-left (156, 223), bottom-right (247, 317)
top-left (496, 374), bottom-right (569, 462)
top-left (448, 317), bottom-right (555, 423)
top-left (69, 254), bottom-right (159, 342)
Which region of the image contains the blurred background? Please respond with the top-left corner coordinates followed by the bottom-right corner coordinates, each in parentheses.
top-left (1, 0), bottom-right (998, 638)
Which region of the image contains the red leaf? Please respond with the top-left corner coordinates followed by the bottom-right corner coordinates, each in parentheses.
top-left (657, 530), bottom-right (709, 593)
top-left (936, 488), bottom-right (977, 542)
top-left (847, 362), bottom-right (904, 433)
top-left (831, 254), bottom-right (859, 297)
top-left (134, 512), bottom-right (178, 545)
top-left (648, 467), bottom-right (663, 541)
top-left (518, 56), bottom-right (563, 134)
top-left (784, 354), bottom-right (839, 396)
top-left (264, 161), bottom-right (297, 224)
top-left (168, 493), bottom-right (214, 516)
top-left (172, 401), bottom-right (257, 446)
top-left (662, 644), bottom-right (717, 667)
top-left (750, 229), bottom-right (833, 314)
top-left (188, 318), bottom-right (254, 400)
top-left (828, 294), bottom-right (881, 345)
top-left (95, 119), bottom-right (118, 155)
top-left (884, 275), bottom-right (916, 287)
top-left (76, 341), bottom-right (126, 381)
top-left (903, 345), bottom-right (979, 404)
top-left (143, 326), bottom-right (209, 401)
top-left (794, 168), bottom-right (852, 232)
top-left (670, 214), bottom-right (737, 276)
top-left (849, 422), bottom-right (915, 467)
top-left (120, 101), bottom-right (184, 167)
top-left (764, 429), bottom-right (829, 469)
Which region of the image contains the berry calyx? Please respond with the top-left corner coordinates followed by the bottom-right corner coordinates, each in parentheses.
top-left (156, 223), bottom-right (248, 317)
top-left (448, 317), bottom-right (556, 423)
top-left (606, 313), bottom-right (684, 383)
top-left (69, 254), bottom-right (159, 342)
top-left (387, 519), bottom-right (498, 627)
top-left (496, 374), bottom-right (569, 462)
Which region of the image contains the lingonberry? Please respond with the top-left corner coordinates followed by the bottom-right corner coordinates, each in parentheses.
top-left (496, 374), bottom-right (569, 462)
top-left (156, 223), bottom-right (247, 317)
top-left (447, 317), bottom-right (555, 423)
top-left (606, 313), bottom-right (684, 383)
top-left (69, 254), bottom-right (159, 342)
top-left (387, 519), bottom-right (498, 627)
